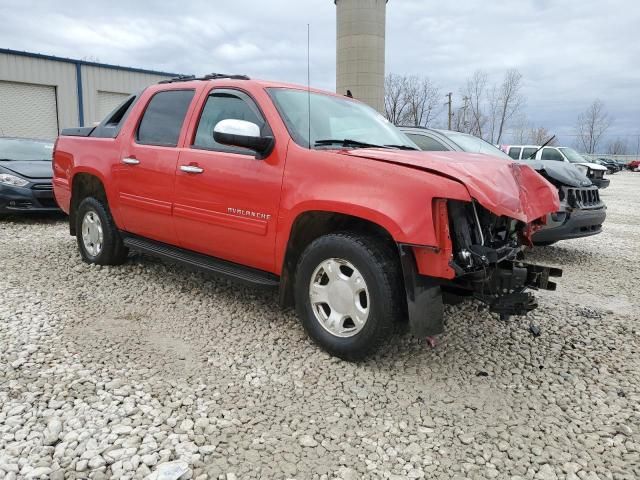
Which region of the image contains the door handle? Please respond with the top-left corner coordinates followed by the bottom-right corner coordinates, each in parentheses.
top-left (122, 157), bottom-right (140, 165)
top-left (180, 165), bottom-right (204, 174)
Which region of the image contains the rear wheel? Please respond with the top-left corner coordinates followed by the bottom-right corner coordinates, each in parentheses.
top-left (294, 232), bottom-right (403, 361)
top-left (76, 197), bottom-right (128, 265)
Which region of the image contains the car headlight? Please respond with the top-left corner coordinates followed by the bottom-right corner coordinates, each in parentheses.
top-left (0, 173), bottom-right (29, 187)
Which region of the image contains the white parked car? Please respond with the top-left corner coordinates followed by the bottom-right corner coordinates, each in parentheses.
top-left (501, 145), bottom-right (610, 188)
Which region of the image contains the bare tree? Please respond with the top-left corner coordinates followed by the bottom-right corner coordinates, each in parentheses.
top-left (384, 74), bottom-right (409, 125)
top-left (493, 69), bottom-right (524, 144)
top-left (607, 137), bottom-right (628, 155)
top-left (461, 70), bottom-right (487, 137)
top-left (574, 99), bottom-right (612, 154)
top-left (486, 84), bottom-right (501, 143)
top-left (401, 76), bottom-right (442, 127)
top-left (529, 126), bottom-right (556, 145)
top-left (508, 115), bottom-right (530, 144)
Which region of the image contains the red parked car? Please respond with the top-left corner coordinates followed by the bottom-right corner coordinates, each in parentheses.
top-left (628, 160), bottom-right (640, 171)
top-left (53, 74), bottom-right (561, 359)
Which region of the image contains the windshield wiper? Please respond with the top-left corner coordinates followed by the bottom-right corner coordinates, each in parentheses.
top-left (314, 139), bottom-right (384, 149)
top-left (527, 135), bottom-right (556, 159)
top-left (384, 144), bottom-right (418, 150)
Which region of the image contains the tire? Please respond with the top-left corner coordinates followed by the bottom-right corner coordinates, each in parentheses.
top-left (533, 240), bottom-right (558, 247)
top-left (76, 197), bottom-right (128, 265)
top-left (294, 232), bottom-right (403, 361)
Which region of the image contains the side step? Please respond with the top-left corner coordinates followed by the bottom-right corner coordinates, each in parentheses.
top-left (122, 233), bottom-right (279, 288)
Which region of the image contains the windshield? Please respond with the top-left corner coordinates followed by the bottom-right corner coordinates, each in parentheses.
top-left (0, 138), bottom-right (54, 161)
top-left (267, 88), bottom-right (417, 150)
top-left (559, 147), bottom-right (587, 163)
top-left (440, 131), bottom-right (512, 160)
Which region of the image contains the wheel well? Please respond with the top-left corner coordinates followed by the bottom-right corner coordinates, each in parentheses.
top-left (279, 211), bottom-right (399, 308)
top-left (69, 173), bottom-right (107, 236)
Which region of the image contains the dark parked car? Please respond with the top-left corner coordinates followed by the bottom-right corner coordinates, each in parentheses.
top-left (400, 127), bottom-right (606, 246)
top-left (595, 158), bottom-right (621, 174)
top-left (0, 137), bottom-right (59, 214)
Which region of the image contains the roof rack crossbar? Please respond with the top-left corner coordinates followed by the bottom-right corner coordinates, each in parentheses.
top-left (158, 73), bottom-right (250, 84)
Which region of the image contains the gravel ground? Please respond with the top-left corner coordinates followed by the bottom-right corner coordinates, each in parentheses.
top-left (1, 172), bottom-right (639, 480)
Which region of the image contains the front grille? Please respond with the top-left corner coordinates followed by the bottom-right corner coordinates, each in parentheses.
top-left (565, 186), bottom-right (602, 209)
top-left (32, 183), bottom-right (53, 190)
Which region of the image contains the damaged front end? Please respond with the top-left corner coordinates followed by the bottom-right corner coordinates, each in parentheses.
top-left (446, 200), bottom-right (562, 318)
top-left (400, 199), bottom-right (562, 337)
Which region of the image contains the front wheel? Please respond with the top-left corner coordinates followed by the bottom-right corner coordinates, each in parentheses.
top-left (76, 197), bottom-right (128, 265)
top-left (533, 240), bottom-right (558, 247)
top-left (294, 232), bottom-right (403, 361)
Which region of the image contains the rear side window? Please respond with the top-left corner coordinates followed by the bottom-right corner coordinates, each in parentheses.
top-left (521, 147), bottom-right (538, 159)
top-left (105, 95), bottom-right (136, 126)
top-left (541, 147), bottom-right (564, 161)
top-left (91, 95), bottom-right (139, 138)
top-left (137, 90), bottom-right (195, 147)
top-left (407, 134), bottom-right (447, 151)
top-left (192, 89), bottom-right (268, 155)
top-left (508, 147), bottom-right (522, 159)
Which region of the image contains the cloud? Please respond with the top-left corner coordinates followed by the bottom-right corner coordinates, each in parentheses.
top-left (0, 0), bottom-right (638, 147)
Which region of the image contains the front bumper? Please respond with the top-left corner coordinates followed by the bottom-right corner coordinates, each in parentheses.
top-left (399, 245), bottom-right (562, 337)
top-left (591, 177), bottom-right (610, 189)
top-left (0, 183), bottom-right (60, 213)
top-left (533, 205), bottom-right (606, 243)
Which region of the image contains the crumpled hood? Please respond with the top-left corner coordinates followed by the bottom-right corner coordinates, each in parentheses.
top-left (0, 160), bottom-right (53, 179)
top-left (578, 161), bottom-right (608, 172)
top-left (518, 160), bottom-right (592, 187)
top-left (341, 149), bottom-right (560, 223)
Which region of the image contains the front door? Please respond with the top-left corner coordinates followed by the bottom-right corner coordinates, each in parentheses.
top-left (173, 88), bottom-right (285, 272)
top-left (115, 89), bottom-right (195, 244)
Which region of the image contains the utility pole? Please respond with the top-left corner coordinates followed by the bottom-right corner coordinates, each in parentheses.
top-left (445, 92), bottom-right (453, 130)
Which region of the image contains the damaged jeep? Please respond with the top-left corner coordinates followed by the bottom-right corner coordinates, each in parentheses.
top-left (53, 76), bottom-right (562, 360)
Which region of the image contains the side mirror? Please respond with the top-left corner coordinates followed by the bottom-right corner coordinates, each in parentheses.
top-left (213, 119), bottom-right (274, 159)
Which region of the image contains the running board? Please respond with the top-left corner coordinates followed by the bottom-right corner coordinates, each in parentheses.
top-left (122, 233), bottom-right (279, 288)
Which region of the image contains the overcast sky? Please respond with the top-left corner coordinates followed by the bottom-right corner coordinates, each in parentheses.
top-left (1, 0), bottom-right (638, 148)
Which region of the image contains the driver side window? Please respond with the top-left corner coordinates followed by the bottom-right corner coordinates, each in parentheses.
top-left (192, 90), bottom-right (268, 155)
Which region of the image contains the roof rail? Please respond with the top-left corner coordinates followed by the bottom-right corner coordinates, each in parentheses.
top-left (158, 73), bottom-right (250, 84)
top-left (158, 75), bottom-right (196, 84)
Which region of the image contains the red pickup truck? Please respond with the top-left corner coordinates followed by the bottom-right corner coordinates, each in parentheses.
top-left (53, 74), bottom-right (561, 360)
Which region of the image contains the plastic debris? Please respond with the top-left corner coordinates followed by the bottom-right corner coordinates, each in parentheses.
top-left (529, 323), bottom-right (541, 337)
top-left (145, 461), bottom-right (190, 480)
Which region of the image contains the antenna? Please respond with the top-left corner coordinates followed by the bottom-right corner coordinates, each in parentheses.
top-left (307, 23), bottom-right (311, 149)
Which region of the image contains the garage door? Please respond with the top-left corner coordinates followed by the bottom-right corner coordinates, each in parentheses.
top-left (97, 91), bottom-right (130, 124)
top-left (0, 81), bottom-right (59, 140)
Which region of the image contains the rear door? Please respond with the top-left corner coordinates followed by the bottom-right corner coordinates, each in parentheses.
top-left (507, 147), bottom-right (522, 160)
top-left (115, 89), bottom-right (195, 244)
top-left (521, 147), bottom-right (538, 160)
top-left (172, 88), bottom-right (285, 272)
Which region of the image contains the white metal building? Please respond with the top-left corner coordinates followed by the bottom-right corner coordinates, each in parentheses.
top-left (0, 48), bottom-right (181, 140)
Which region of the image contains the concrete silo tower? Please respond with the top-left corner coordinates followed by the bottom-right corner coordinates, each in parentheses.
top-left (335, 0), bottom-right (388, 113)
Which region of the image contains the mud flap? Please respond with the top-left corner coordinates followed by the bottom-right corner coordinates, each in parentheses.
top-left (399, 246), bottom-right (444, 337)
